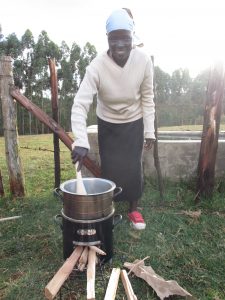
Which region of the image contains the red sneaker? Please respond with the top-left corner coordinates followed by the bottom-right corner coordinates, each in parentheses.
top-left (128, 211), bottom-right (146, 230)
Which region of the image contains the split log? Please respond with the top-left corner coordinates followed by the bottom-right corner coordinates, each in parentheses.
top-left (89, 245), bottom-right (106, 256)
top-left (104, 268), bottom-right (120, 300)
top-left (78, 246), bottom-right (89, 271)
top-left (120, 269), bottom-right (137, 300)
top-left (10, 87), bottom-right (101, 178)
top-left (196, 61), bottom-right (225, 200)
top-left (87, 248), bottom-right (96, 300)
top-left (45, 246), bottom-right (83, 300)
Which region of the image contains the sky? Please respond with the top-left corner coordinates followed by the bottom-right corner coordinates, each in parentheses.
top-left (1, 0), bottom-right (225, 77)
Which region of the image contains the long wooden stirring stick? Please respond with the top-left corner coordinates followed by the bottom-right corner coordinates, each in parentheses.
top-left (75, 162), bottom-right (87, 195)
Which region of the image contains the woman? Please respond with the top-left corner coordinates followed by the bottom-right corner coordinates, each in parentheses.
top-left (71, 8), bottom-right (155, 230)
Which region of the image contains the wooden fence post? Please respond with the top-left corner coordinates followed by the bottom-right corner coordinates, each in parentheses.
top-left (196, 61), bottom-right (225, 201)
top-left (0, 56), bottom-right (25, 197)
top-left (0, 169), bottom-right (4, 196)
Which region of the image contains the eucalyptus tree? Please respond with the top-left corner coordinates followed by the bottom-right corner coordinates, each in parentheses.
top-left (57, 41), bottom-right (81, 131)
top-left (33, 30), bottom-right (61, 133)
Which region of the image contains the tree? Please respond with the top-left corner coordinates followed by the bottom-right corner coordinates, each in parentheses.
top-left (154, 66), bottom-right (171, 103)
top-left (78, 42), bottom-right (97, 82)
top-left (171, 68), bottom-right (191, 97)
top-left (0, 24), bottom-right (3, 41)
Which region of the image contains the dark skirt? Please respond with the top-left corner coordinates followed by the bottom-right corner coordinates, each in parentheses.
top-left (97, 117), bottom-right (144, 203)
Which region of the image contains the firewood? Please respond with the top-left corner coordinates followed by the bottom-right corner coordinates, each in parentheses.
top-left (104, 268), bottom-right (120, 300)
top-left (77, 246), bottom-right (89, 271)
top-left (87, 248), bottom-right (96, 300)
top-left (45, 246), bottom-right (83, 300)
top-left (89, 245), bottom-right (106, 256)
top-left (0, 216), bottom-right (22, 222)
top-left (120, 269), bottom-right (137, 300)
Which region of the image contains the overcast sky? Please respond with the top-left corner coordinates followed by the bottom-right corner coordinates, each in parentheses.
top-left (1, 0), bottom-right (225, 77)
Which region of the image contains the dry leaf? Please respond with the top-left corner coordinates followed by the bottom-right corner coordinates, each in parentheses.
top-left (124, 260), bottom-right (192, 300)
top-left (176, 210), bottom-right (201, 219)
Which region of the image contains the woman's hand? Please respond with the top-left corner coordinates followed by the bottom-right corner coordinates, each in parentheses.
top-left (144, 138), bottom-right (155, 150)
top-left (71, 146), bottom-right (88, 171)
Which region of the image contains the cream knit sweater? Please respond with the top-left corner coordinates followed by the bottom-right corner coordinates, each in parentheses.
top-left (71, 47), bottom-right (155, 149)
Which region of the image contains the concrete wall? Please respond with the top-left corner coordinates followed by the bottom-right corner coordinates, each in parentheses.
top-left (86, 126), bottom-right (225, 181)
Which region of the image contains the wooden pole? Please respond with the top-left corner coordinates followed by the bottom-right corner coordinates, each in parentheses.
top-left (120, 269), bottom-right (137, 300)
top-left (196, 61), bottom-right (225, 201)
top-left (0, 169), bottom-right (4, 197)
top-left (151, 55), bottom-right (164, 203)
top-left (48, 58), bottom-right (60, 188)
top-left (10, 87), bottom-right (101, 177)
top-left (0, 56), bottom-right (25, 197)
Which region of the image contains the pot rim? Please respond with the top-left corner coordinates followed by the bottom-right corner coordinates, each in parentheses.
top-left (59, 178), bottom-right (116, 196)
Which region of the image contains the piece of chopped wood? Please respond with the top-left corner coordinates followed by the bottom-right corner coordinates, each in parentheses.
top-left (89, 245), bottom-right (106, 256)
top-left (87, 248), bottom-right (96, 300)
top-left (104, 268), bottom-right (120, 300)
top-left (0, 216), bottom-right (22, 222)
top-left (45, 246), bottom-right (83, 300)
top-left (120, 269), bottom-right (137, 300)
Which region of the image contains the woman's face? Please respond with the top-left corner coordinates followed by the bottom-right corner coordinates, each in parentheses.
top-left (108, 30), bottom-right (132, 67)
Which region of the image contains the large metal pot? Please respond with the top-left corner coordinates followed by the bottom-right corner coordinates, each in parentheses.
top-left (54, 178), bottom-right (122, 220)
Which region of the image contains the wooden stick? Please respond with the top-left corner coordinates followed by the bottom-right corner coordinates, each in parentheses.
top-left (78, 247), bottom-right (89, 271)
top-left (104, 268), bottom-right (120, 300)
top-left (45, 246), bottom-right (83, 300)
top-left (75, 162), bottom-right (87, 195)
top-left (0, 216), bottom-right (22, 222)
top-left (120, 269), bottom-right (138, 300)
top-left (87, 248), bottom-right (96, 300)
top-left (89, 245), bottom-right (106, 256)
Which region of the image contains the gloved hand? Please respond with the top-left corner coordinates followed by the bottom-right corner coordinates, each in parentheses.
top-left (71, 146), bottom-right (88, 171)
top-left (144, 138), bottom-right (155, 150)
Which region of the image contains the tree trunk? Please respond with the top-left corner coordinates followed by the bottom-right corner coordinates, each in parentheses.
top-left (0, 56), bottom-right (25, 197)
top-left (196, 62), bottom-right (225, 201)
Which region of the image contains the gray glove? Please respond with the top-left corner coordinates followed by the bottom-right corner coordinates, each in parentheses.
top-left (71, 146), bottom-right (88, 171)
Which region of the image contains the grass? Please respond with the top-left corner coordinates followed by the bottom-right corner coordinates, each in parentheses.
top-left (0, 133), bottom-right (225, 300)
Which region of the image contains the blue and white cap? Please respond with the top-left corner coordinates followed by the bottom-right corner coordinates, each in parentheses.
top-left (106, 9), bottom-right (134, 33)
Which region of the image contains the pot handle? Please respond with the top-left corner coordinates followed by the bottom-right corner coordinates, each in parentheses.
top-left (53, 187), bottom-right (63, 202)
top-left (54, 214), bottom-right (63, 230)
top-left (113, 187), bottom-right (122, 199)
top-left (113, 214), bottom-right (122, 228)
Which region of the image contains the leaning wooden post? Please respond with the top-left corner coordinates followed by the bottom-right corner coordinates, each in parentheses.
top-left (196, 61), bottom-right (225, 201)
top-left (0, 56), bottom-right (25, 197)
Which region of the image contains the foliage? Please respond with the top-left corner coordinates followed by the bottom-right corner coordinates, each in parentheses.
top-left (0, 134), bottom-right (225, 299)
top-left (0, 29), bottom-right (225, 136)
top-left (0, 30), bottom-right (97, 136)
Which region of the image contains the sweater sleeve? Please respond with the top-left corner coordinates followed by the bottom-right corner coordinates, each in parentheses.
top-left (140, 58), bottom-right (155, 139)
top-left (71, 65), bottom-right (99, 150)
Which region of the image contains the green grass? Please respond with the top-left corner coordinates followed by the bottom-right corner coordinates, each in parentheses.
top-left (0, 134), bottom-right (225, 300)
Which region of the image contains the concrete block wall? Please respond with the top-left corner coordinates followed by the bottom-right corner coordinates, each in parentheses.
top-left (84, 126), bottom-right (225, 181)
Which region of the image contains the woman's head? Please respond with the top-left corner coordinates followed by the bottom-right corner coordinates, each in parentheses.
top-left (106, 9), bottom-right (134, 66)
